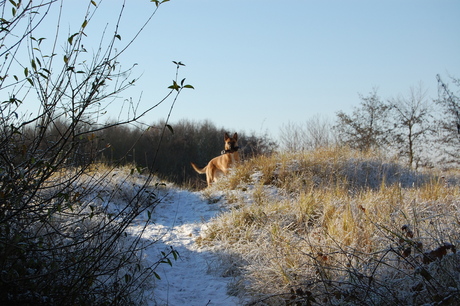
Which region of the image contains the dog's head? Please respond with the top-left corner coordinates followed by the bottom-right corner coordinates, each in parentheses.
top-left (224, 132), bottom-right (238, 152)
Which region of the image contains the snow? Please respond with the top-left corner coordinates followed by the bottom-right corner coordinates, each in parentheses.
top-left (128, 188), bottom-right (240, 306)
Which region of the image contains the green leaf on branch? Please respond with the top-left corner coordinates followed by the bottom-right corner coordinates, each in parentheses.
top-left (172, 61), bottom-right (185, 66)
top-left (179, 79), bottom-right (194, 89)
top-left (31, 36), bottom-right (46, 46)
top-left (166, 124), bottom-right (174, 134)
top-left (172, 249), bottom-right (179, 260)
top-left (115, 34), bottom-right (121, 40)
top-left (161, 258), bottom-right (173, 267)
top-left (168, 80), bottom-right (180, 91)
top-left (68, 33), bottom-right (78, 45)
top-left (151, 0), bottom-right (169, 7)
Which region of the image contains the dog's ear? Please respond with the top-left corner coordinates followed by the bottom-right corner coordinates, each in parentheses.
top-left (233, 133), bottom-right (238, 141)
top-left (224, 133), bottom-right (230, 141)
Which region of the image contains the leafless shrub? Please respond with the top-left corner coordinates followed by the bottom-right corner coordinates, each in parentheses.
top-left (280, 115), bottom-right (335, 152)
top-left (0, 1), bottom-right (186, 304)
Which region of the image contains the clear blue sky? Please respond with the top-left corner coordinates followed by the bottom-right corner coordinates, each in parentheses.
top-left (24, 1), bottom-right (460, 140)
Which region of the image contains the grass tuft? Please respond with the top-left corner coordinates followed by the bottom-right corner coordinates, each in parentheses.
top-left (201, 148), bottom-right (460, 305)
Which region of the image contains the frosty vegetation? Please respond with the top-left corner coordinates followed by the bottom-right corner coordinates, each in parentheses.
top-left (0, 1), bottom-right (186, 304)
top-left (1, 0), bottom-right (459, 305)
top-left (199, 148), bottom-right (460, 305)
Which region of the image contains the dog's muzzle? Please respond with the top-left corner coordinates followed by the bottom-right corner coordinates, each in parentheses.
top-left (222, 146), bottom-right (239, 155)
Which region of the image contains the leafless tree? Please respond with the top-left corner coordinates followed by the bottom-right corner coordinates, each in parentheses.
top-left (434, 75), bottom-right (460, 166)
top-left (279, 115), bottom-right (335, 152)
top-left (388, 83), bottom-right (433, 169)
top-left (279, 121), bottom-right (304, 152)
top-left (334, 89), bottom-right (390, 152)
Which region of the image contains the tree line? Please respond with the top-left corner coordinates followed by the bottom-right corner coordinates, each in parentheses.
top-left (18, 118), bottom-right (276, 187)
top-left (280, 76), bottom-right (460, 170)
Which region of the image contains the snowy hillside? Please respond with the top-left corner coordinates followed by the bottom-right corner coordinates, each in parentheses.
top-left (7, 147), bottom-right (457, 305)
top-left (127, 187), bottom-right (239, 306)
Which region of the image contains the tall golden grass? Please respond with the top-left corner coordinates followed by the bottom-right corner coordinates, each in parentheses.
top-left (199, 147), bottom-right (460, 305)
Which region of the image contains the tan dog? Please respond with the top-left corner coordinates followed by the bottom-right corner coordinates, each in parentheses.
top-left (191, 133), bottom-right (240, 186)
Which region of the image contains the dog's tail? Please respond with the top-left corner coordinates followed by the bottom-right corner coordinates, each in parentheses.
top-left (191, 162), bottom-right (206, 174)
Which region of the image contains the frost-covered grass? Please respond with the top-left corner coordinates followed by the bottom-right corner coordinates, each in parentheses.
top-left (1, 164), bottom-right (176, 305)
top-left (199, 148), bottom-right (460, 305)
top-left (41, 164), bottom-right (239, 305)
top-left (13, 150), bottom-right (458, 305)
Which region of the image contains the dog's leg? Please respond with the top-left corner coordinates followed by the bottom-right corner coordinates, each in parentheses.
top-left (206, 165), bottom-right (214, 186)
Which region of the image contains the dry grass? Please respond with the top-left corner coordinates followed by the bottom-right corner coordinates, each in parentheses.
top-left (199, 147), bottom-right (460, 305)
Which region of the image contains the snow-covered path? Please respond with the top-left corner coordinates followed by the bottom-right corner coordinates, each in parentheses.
top-left (130, 189), bottom-right (239, 306)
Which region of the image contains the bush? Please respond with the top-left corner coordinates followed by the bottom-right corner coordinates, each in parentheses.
top-left (0, 1), bottom-right (185, 303)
